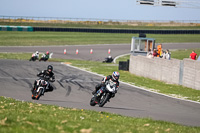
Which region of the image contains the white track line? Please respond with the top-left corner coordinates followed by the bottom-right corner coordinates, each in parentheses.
top-left (113, 53), bottom-right (131, 63)
top-left (61, 62), bottom-right (200, 105)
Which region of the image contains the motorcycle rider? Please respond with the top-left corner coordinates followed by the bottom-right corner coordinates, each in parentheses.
top-left (92, 71), bottom-right (120, 98)
top-left (29, 51), bottom-right (39, 61)
top-left (103, 55), bottom-right (113, 63)
top-left (39, 51), bottom-right (50, 62)
top-left (32, 65), bottom-right (55, 94)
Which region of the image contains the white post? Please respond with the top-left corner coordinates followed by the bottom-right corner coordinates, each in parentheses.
top-left (131, 37), bottom-right (135, 52)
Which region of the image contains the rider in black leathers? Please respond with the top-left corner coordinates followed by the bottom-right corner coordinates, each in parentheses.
top-left (32, 65), bottom-right (55, 94)
top-left (92, 71), bottom-right (120, 98)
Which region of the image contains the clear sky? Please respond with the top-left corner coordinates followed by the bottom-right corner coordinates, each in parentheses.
top-left (0, 0), bottom-right (199, 21)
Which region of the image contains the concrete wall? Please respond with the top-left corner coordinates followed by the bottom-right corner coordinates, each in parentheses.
top-left (182, 59), bottom-right (200, 90)
top-left (129, 55), bottom-right (200, 90)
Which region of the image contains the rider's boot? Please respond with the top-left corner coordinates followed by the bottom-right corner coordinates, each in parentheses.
top-left (92, 90), bottom-right (97, 95)
top-left (32, 84), bottom-right (36, 93)
top-left (92, 84), bottom-right (101, 94)
top-left (94, 89), bottom-right (103, 103)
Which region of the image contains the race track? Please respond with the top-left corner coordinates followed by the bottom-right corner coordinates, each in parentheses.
top-left (1, 43), bottom-right (200, 127)
top-left (1, 43), bottom-right (200, 61)
top-left (0, 59), bottom-right (200, 127)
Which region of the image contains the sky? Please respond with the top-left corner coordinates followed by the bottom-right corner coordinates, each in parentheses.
top-left (0, 0), bottom-right (200, 22)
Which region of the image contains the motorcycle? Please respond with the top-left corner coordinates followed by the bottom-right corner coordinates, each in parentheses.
top-left (39, 53), bottom-right (53, 62)
top-left (32, 77), bottom-right (49, 100)
top-left (102, 56), bottom-right (113, 63)
top-left (90, 80), bottom-right (116, 107)
top-left (29, 54), bottom-right (39, 61)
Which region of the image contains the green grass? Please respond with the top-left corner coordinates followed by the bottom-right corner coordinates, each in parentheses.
top-left (0, 53), bottom-right (31, 60)
top-left (0, 31), bottom-right (134, 46)
top-left (0, 52), bottom-right (200, 102)
top-left (171, 49), bottom-right (200, 60)
top-left (1, 31), bottom-right (200, 46)
top-left (1, 96), bottom-right (200, 133)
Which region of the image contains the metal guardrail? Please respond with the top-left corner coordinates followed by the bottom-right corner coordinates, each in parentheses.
top-left (33, 27), bottom-right (200, 34)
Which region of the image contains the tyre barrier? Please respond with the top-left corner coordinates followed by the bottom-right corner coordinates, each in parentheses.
top-left (33, 27), bottom-right (200, 34)
top-left (0, 25), bottom-right (33, 31)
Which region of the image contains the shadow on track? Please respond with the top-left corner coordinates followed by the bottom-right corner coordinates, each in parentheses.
top-left (38, 99), bottom-right (81, 104)
top-left (103, 106), bottom-right (145, 112)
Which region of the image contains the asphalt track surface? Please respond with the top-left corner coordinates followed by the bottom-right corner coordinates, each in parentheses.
top-left (1, 43), bottom-right (200, 127)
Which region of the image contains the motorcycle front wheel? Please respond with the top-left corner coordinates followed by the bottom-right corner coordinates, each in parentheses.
top-left (99, 93), bottom-right (110, 107)
top-left (35, 88), bottom-right (43, 100)
top-left (90, 97), bottom-right (96, 106)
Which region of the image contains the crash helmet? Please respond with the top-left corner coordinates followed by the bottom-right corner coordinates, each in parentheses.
top-left (46, 51), bottom-right (49, 54)
top-left (36, 51), bottom-right (39, 55)
top-left (112, 71), bottom-right (120, 81)
top-left (47, 65), bottom-right (53, 72)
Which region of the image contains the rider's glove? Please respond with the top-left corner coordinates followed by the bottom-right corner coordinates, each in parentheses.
top-left (101, 82), bottom-right (106, 87)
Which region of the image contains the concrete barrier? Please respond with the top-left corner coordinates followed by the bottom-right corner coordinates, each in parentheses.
top-left (182, 59), bottom-right (200, 90)
top-left (129, 55), bottom-right (200, 90)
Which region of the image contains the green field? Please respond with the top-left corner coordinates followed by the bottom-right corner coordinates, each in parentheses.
top-left (1, 96), bottom-right (200, 133)
top-left (1, 31), bottom-right (200, 46)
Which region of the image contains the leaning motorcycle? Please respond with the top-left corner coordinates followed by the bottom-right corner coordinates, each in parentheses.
top-left (32, 77), bottom-right (48, 100)
top-left (90, 81), bottom-right (116, 107)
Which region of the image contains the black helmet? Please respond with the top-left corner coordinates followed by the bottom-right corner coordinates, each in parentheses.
top-left (47, 65), bottom-right (53, 72)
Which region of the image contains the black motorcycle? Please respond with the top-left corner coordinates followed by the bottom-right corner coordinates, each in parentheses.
top-left (102, 56), bottom-right (113, 63)
top-left (90, 81), bottom-right (116, 107)
top-left (32, 77), bottom-right (48, 100)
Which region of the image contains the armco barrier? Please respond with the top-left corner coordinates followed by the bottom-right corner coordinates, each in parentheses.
top-left (1, 26), bottom-right (200, 34)
top-left (33, 27), bottom-right (200, 34)
top-left (0, 25), bottom-right (33, 31)
top-left (129, 55), bottom-right (200, 90)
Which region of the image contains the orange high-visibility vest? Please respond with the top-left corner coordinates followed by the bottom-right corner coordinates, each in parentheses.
top-left (157, 44), bottom-right (162, 57)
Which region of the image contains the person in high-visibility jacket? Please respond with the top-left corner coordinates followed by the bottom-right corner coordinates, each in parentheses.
top-left (157, 44), bottom-right (162, 57)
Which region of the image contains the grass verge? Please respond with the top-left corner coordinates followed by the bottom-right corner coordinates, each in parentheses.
top-left (1, 31), bottom-right (200, 46)
top-left (1, 96), bottom-right (200, 133)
